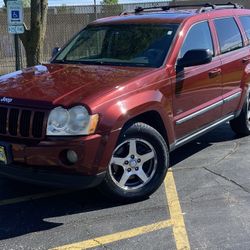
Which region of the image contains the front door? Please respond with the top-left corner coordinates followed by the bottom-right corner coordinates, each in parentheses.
top-left (170, 21), bottom-right (223, 140)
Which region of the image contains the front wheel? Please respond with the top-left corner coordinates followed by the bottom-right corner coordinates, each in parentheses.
top-left (99, 122), bottom-right (169, 202)
top-left (230, 91), bottom-right (250, 136)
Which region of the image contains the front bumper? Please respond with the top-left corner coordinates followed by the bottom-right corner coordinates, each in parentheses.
top-left (0, 129), bottom-right (120, 187)
top-left (0, 163), bottom-right (106, 188)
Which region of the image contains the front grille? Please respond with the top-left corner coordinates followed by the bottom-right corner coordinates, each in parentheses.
top-left (0, 106), bottom-right (46, 139)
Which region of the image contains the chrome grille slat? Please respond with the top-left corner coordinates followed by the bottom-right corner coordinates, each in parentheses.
top-left (29, 111), bottom-right (35, 137)
top-left (17, 108), bottom-right (22, 137)
top-left (6, 108), bottom-right (10, 135)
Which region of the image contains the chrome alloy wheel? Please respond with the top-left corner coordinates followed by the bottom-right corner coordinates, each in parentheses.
top-left (109, 138), bottom-right (157, 190)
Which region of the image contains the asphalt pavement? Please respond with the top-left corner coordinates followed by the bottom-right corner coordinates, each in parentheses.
top-left (0, 123), bottom-right (250, 250)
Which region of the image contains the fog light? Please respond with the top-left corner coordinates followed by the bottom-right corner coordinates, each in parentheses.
top-left (66, 150), bottom-right (78, 164)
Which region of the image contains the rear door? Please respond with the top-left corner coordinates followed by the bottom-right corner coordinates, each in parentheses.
top-left (214, 17), bottom-right (248, 115)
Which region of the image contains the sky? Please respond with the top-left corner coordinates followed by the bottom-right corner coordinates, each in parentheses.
top-left (1, 0), bottom-right (171, 7)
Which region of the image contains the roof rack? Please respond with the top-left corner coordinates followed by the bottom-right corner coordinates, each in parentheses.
top-left (133, 2), bottom-right (244, 14)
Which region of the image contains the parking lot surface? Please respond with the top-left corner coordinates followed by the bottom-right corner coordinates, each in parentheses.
top-left (0, 123), bottom-right (250, 249)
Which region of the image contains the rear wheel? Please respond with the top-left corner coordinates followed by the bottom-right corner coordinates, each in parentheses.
top-left (230, 91), bottom-right (250, 136)
top-left (100, 122), bottom-right (169, 202)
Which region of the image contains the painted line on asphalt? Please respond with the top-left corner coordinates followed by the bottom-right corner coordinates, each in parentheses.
top-left (0, 170), bottom-right (190, 249)
top-left (0, 190), bottom-right (71, 206)
top-left (51, 219), bottom-right (173, 250)
top-left (165, 169), bottom-right (190, 250)
top-left (51, 170), bottom-right (190, 250)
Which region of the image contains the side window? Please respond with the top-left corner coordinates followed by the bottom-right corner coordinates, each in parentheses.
top-left (239, 16), bottom-right (250, 42)
top-left (180, 21), bottom-right (214, 58)
top-left (214, 17), bottom-right (243, 54)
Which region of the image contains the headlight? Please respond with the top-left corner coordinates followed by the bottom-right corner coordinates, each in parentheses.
top-left (47, 106), bottom-right (99, 136)
top-left (48, 107), bottom-right (70, 131)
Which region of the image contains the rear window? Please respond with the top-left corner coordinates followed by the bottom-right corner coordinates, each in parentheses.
top-left (214, 17), bottom-right (243, 54)
top-left (239, 16), bottom-right (250, 42)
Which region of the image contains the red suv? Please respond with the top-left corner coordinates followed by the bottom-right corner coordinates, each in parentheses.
top-left (0, 3), bottom-right (250, 201)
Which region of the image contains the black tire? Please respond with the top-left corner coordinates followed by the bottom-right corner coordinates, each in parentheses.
top-left (230, 91), bottom-right (250, 136)
top-left (99, 122), bottom-right (169, 202)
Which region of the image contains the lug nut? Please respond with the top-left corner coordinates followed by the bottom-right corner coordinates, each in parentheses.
top-left (127, 168), bottom-right (131, 172)
top-left (137, 159), bottom-right (141, 163)
top-left (131, 155), bottom-right (135, 159)
top-left (135, 167), bottom-right (139, 171)
top-left (124, 161), bottom-right (129, 165)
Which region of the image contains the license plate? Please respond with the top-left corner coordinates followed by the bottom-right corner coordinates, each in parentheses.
top-left (0, 146), bottom-right (7, 164)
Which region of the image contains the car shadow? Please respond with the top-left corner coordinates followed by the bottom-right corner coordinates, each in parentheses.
top-left (170, 123), bottom-right (240, 167)
top-left (0, 124), bottom-right (243, 240)
top-left (0, 185), bottom-right (125, 240)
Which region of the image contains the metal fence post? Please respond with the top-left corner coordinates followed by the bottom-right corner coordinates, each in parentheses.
top-left (94, 0), bottom-right (97, 20)
top-left (14, 34), bottom-right (21, 71)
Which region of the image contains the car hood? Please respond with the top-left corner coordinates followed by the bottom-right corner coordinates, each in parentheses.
top-left (0, 64), bottom-right (153, 108)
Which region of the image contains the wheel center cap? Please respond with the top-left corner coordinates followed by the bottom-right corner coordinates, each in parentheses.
top-left (129, 159), bottom-right (137, 168)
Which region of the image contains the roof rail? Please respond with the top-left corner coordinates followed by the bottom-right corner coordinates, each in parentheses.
top-left (134, 2), bottom-right (244, 14)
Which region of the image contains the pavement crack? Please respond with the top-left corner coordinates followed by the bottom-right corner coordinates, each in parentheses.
top-left (172, 141), bottom-right (240, 172)
top-left (92, 238), bottom-right (111, 249)
top-left (212, 141), bottom-right (240, 166)
top-left (85, 228), bottom-right (112, 250)
top-left (203, 167), bottom-right (250, 194)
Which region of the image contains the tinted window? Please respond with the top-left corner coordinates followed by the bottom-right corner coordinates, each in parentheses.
top-left (214, 18), bottom-right (243, 54)
top-left (239, 16), bottom-right (250, 41)
top-left (180, 21), bottom-right (214, 58)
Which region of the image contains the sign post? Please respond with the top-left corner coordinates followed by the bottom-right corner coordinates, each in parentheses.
top-left (7, 0), bottom-right (24, 71)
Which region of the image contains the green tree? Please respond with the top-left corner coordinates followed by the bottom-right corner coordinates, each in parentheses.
top-left (100, 0), bottom-right (122, 16)
top-left (22, 0), bottom-right (31, 8)
top-left (4, 0), bottom-right (48, 67)
top-left (101, 0), bottom-right (118, 4)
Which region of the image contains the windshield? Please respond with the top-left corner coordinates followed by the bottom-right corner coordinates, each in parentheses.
top-left (54, 24), bottom-right (179, 68)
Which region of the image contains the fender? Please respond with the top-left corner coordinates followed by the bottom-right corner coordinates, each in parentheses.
top-left (93, 89), bottom-right (175, 172)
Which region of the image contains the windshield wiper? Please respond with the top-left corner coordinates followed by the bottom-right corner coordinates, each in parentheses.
top-left (53, 59), bottom-right (67, 64)
top-left (62, 60), bottom-right (119, 66)
top-left (53, 59), bottom-right (85, 65)
top-left (52, 59), bottom-right (152, 68)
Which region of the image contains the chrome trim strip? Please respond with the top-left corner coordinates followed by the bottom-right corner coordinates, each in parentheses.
top-left (174, 114), bottom-right (234, 149)
top-left (176, 91), bottom-right (242, 125)
top-left (176, 100), bottom-right (223, 125)
top-left (223, 91), bottom-right (241, 103)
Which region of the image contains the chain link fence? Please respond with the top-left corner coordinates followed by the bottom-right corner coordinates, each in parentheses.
top-left (0, 1), bottom-right (173, 74)
top-left (1, 0), bottom-right (250, 75)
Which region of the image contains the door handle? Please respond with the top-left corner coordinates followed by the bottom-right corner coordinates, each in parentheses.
top-left (208, 68), bottom-right (221, 78)
top-left (242, 57), bottom-right (250, 63)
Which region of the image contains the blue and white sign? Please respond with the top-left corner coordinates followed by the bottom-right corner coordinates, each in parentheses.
top-left (11, 10), bottom-right (20, 19)
top-left (8, 25), bottom-right (24, 34)
top-left (7, 0), bottom-right (24, 34)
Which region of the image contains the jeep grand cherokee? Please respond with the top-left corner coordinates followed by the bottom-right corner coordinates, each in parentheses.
top-left (0, 2), bottom-right (250, 201)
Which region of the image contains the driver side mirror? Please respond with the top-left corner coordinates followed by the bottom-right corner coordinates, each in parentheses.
top-left (177, 49), bottom-right (213, 68)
